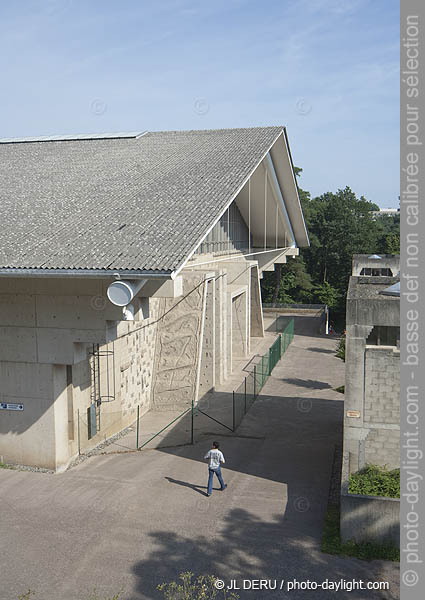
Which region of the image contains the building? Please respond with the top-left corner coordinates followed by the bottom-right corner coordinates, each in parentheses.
top-left (371, 208), bottom-right (400, 219)
top-left (343, 254), bottom-right (400, 475)
top-left (0, 127), bottom-right (309, 470)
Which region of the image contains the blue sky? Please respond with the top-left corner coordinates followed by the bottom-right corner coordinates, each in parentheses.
top-left (0, 0), bottom-right (399, 207)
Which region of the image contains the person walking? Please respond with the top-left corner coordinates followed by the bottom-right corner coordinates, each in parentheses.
top-left (204, 441), bottom-right (227, 497)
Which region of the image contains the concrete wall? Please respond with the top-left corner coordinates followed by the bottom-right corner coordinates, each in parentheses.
top-left (0, 255), bottom-right (265, 468)
top-left (344, 275), bottom-right (400, 476)
top-left (250, 266), bottom-right (264, 337)
top-left (198, 278), bottom-right (215, 397)
top-left (352, 254), bottom-right (400, 277)
top-left (71, 300), bottom-right (161, 457)
top-left (344, 339), bottom-right (400, 474)
top-left (231, 292), bottom-right (248, 359)
top-left (363, 346), bottom-right (400, 468)
top-left (340, 491), bottom-right (400, 548)
top-left (0, 277), bottom-right (158, 469)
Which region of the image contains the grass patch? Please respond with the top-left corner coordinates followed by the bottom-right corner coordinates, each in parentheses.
top-left (0, 461), bottom-right (15, 470)
top-left (334, 385), bottom-right (345, 394)
top-left (349, 464), bottom-right (400, 498)
top-left (335, 336), bottom-right (345, 361)
top-left (321, 504), bottom-right (399, 562)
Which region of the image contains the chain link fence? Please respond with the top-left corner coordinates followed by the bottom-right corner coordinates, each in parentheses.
top-left (232, 318), bottom-right (294, 431)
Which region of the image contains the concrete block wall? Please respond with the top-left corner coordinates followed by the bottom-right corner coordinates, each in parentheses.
top-left (363, 346), bottom-right (400, 469)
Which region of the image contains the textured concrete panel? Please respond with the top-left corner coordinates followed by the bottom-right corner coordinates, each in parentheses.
top-left (152, 274), bottom-right (205, 411)
top-left (250, 266), bottom-right (264, 337)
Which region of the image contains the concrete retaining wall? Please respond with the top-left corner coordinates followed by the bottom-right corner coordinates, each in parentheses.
top-left (340, 492), bottom-right (400, 548)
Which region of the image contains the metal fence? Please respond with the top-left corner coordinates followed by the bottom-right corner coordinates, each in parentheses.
top-left (263, 303), bottom-right (326, 310)
top-left (76, 319), bottom-right (295, 457)
top-left (232, 318), bottom-right (294, 431)
top-left (76, 404), bottom-right (193, 456)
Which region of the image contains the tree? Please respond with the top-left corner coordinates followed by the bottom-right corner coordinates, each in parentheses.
top-left (301, 187), bottom-right (379, 301)
top-left (261, 257), bottom-right (313, 304)
top-left (312, 281), bottom-right (341, 309)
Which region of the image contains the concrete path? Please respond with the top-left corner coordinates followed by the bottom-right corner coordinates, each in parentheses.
top-left (0, 316), bottom-right (399, 600)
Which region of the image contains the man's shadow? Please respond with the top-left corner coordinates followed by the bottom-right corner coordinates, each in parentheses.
top-left (165, 476), bottom-right (221, 497)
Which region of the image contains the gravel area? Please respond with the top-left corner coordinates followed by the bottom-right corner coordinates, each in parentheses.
top-left (0, 462), bottom-right (55, 474)
top-left (67, 423), bottom-right (138, 470)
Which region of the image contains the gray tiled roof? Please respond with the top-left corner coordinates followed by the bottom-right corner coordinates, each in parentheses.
top-left (0, 126), bottom-right (283, 273)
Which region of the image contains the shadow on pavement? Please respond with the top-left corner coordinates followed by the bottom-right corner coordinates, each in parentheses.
top-left (130, 504), bottom-right (398, 600)
top-left (281, 378), bottom-right (332, 390)
top-left (165, 476), bottom-right (208, 497)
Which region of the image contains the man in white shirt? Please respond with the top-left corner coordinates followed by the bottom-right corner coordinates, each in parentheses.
top-left (204, 441), bottom-right (227, 497)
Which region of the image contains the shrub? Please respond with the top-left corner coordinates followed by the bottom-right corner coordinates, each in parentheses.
top-left (348, 464), bottom-right (400, 498)
top-left (158, 572), bottom-right (239, 600)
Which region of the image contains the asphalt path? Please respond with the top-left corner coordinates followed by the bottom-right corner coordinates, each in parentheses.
top-left (0, 316), bottom-right (399, 600)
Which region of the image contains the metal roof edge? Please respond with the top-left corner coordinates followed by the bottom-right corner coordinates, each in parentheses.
top-left (0, 268), bottom-right (172, 279)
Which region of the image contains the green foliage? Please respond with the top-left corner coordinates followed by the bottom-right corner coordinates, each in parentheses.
top-left (322, 505), bottom-right (399, 561)
top-left (158, 572), bottom-right (239, 600)
top-left (348, 464), bottom-right (400, 498)
top-left (312, 282), bottom-right (341, 309)
top-left (0, 461), bottom-right (15, 469)
top-left (301, 187), bottom-right (379, 302)
top-left (334, 385), bottom-right (345, 394)
top-left (261, 258), bottom-right (313, 304)
top-left (335, 337), bottom-right (345, 361)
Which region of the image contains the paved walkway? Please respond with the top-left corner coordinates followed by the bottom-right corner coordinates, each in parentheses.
top-left (0, 316), bottom-right (399, 600)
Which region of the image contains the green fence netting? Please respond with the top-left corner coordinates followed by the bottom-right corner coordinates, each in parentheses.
top-left (231, 318), bottom-right (294, 431)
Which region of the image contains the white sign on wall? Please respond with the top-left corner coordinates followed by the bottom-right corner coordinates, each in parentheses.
top-left (0, 403), bottom-right (24, 411)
